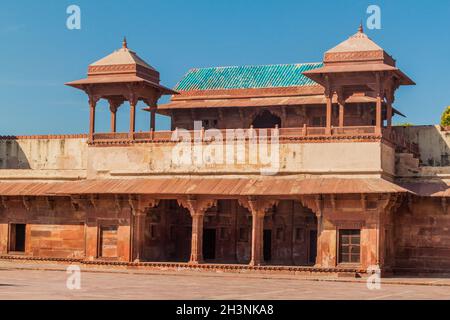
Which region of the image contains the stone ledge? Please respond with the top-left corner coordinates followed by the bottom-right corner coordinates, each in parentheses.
top-left (0, 255), bottom-right (363, 277)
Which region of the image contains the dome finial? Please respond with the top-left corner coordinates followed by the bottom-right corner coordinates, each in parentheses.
top-left (358, 21), bottom-right (364, 33)
top-left (122, 36), bottom-right (128, 49)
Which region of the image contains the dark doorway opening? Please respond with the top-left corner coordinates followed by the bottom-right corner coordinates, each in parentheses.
top-left (10, 224), bottom-right (26, 253)
top-left (203, 229), bottom-right (216, 260)
top-left (309, 230), bottom-right (317, 264)
top-left (263, 230), bottom-right (272, 262)
top-left (252, 110), bottom-right (281, 128)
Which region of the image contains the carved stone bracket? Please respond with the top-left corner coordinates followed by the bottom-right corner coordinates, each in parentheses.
top-left (238, 197), bottom-right (278, 217)
top-left (177, 197), bottom-right (217, 217)
top-left (0, 196), bottom-right (6, 210)
top-left (45, 196), bottom-right (55, 211)
top-left (300, 195), bottom-right (323, 218)
top-left (128, 195), bottom-right (160, 216)
top-left (125, 85), bottom-right (139, 106)
top-left (108, 97), bottom-right (124, 113)
top-left (114, 195), bottom-right (123, 213)
top-left (70, 195), bottom-right (92, 211)
top-left (89, 194), bottom-right (99, 210)
top-left (22, 196), bottom-right (32, 211)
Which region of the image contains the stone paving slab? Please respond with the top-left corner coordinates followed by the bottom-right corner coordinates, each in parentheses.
top-left (0, 266), bottom-right (449, 300)
top-left (1, 260), bottom-right (450, 286)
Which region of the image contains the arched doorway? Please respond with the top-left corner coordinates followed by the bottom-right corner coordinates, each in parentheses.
top-left (251, 110), bottom-right (281, 128)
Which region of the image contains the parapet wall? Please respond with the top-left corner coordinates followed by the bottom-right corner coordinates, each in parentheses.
top-left (0, 135), bottom-right (88, 181)
top-left (393, 125), bottom-right (450, 167)
top-left (86, 140), bottom-right (390, 179)
top-left (0, 135), bottom-right (394, 180)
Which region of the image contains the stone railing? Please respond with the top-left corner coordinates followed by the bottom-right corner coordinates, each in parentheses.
top-left (91, 125), bottom-right (380, 144)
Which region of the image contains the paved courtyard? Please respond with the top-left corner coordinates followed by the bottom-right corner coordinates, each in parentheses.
top-left (0, 262), bottom-right (449, 299)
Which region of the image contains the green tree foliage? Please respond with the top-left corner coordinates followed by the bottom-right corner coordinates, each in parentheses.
top-left (441, 106), bottom-right (450, 127)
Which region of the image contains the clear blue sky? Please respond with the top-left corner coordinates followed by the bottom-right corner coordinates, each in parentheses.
top-left (1, 0), bottom-right (449, 135)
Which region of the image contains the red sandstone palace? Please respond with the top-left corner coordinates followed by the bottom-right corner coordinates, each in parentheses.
top-left (0, 26), bottom-right (449, 276)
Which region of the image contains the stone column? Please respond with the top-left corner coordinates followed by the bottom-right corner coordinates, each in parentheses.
top-left (239, 197), bottom-right (277, 266)
top-left (326, 95), bottom-right (332, 135)
top-left (375, 96), bottom-right (382, 134)
top-left (129, 102), bottom-right (136, 140)
top-left (150, 108), bottom-right (156, 132)
top-left (324, 77), bottom-right (333, 135)
top-left (386, 103), bottom-right (392, 127)
top-left (386, 91), bottom-right (394, 128)
top-left (110, 109), bottom-right (117, 133)
top-left (108, 99), bottom-right (123, 133)
top-left (338, 100), bottom-right (345, 128)
top-left (375, 73), bottom-right (383, 135)
top-left (178, 198), bottom-right (217, 265)
top-left (190, 212), bottom-right (204, 264)
top-left (88, 96), bottom-right (98, 142)
top-left (132, 210), bottom-right (146, 262)
top-left (250, 210), bottom-right (265, 266)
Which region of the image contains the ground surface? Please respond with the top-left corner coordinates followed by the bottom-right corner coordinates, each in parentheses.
top-left (0, 261), bottom-right (449, 300)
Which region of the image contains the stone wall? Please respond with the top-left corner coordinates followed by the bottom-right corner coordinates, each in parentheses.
top-left (0, 136), bottom-right (88, 181)
top-left (0, 197), bottom-right (85, 258)
top-left (87, 141), bottom-right (390, 179)
top-left (393, 125), bottom-right (450, 167)
top-left (393, 198), bottom-right (450, 273)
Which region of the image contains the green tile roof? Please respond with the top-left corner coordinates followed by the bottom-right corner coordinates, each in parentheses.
top-left (174, 63), bottom-right (323, 91)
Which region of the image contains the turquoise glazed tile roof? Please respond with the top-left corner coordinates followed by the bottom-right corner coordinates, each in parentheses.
top-left (175, 63), bottom-right (323, 91)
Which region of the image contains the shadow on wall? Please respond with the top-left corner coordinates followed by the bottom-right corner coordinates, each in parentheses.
top-left (393, 125), bottom-right (450, 166)
top-left (0, 139), bottom-right (31, 169)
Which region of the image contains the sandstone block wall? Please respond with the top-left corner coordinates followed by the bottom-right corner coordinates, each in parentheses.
top-left (394, 198), bottom-right (450, 273)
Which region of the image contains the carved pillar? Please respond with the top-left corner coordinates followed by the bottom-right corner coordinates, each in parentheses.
top-left (108, 98), bottom-right (123, 133)
top-left (375, 73), bottom-right (383, 135)
top-left (325, 76), bottom-right (332, 135)
top-left (88, 95), bottom-right (99, 142)
top-left (239, 197), bottom-right (278, 266)
top-left (150, 108), bottom-right (156, 132)
top-left (250, 210), bottom-right (265, 266)
top-left (128, 93), bottom-right (138, 140)
top-left (190, 212), bottom-right (204, 263)
top-left (386, 90), bottom-right (394, 128)
top-left (337, 90), bottom-right (345, 128)
top-left (178, 197), bottom-right (217, 264)
top-left (132, 210), bottom-right (146, 262)
top-left (110, 108), bottom-right (117, 133)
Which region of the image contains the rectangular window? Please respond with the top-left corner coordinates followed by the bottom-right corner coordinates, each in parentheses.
top-left (339, 229), bottom-right (361, 263)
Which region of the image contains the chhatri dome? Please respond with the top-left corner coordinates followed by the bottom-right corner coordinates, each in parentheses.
top-left (66, 37), bottom-right (173, 92)
top-left (66, 38), bottom-right (176, 142)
